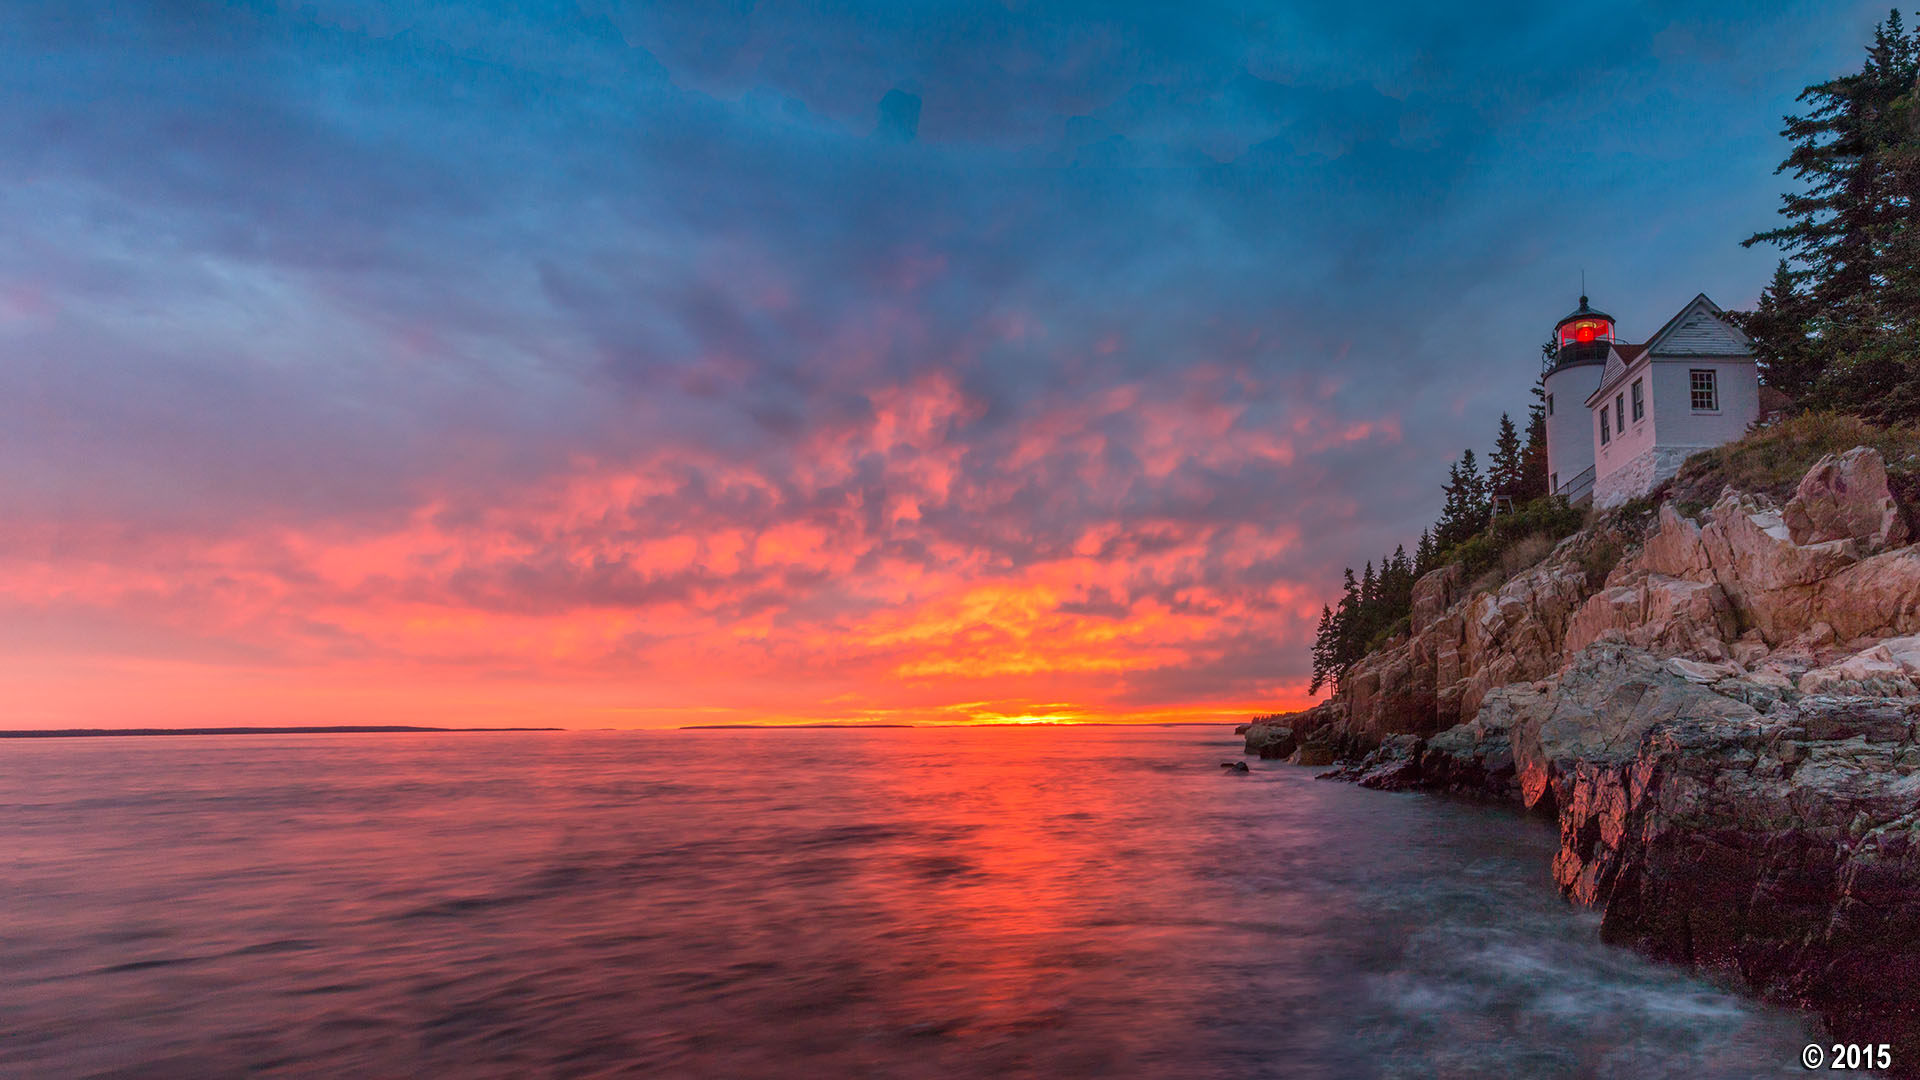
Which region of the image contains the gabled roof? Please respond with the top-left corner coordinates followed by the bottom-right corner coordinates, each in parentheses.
top-left (1585, 294), bottom-right (1752, 407)
top-left (1643, 294), bottom-right (1751, 357)
top-left (1589, 350), bottom-right (1628, 405)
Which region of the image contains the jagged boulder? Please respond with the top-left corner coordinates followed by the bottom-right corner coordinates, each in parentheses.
top-left (1243, 723), bottom-right (1297, 760)
top-left (1615, 478), bottom-right (1920, 650)
top-left (1701, 491), bottom-right (1863, 593)
top-left (1798, 633), bottom-right (1920, 697)
top-left (1562, 573), bottom-right (1737, 660)
top-left (1458, 559), bottom-right (1594, 715)
top-left (1284, 723), bottom-right (1349, 767)
top-left (1552, 697), bottom-right (1920, 1068)
top-left (1635, 503), bottom-right (1715, 579)
top-left (1414, 681), bottom-right (1549, 799)
top-left (1784, 447), bottom-right (1910, 550)
top-left (1339, 545), bottom-right (1603, 744)
top-left (1344, 733), bottom-right (1423, 789)
top-left (1325, 445), bottom-right (1918, 765)
top-left (1300, 445), bottom-right (1920, 1070)
top-left (1241, 701), bottom-right (1342, 757)
top-left (1339, 634), bottom-right (1439, 741)
top-left (1796, 545), bottom-right (1920, 645)
top-left (1409, 562), bottom-right (1464, 630)
top-left (1513, 643), bottom-right (1757, 812)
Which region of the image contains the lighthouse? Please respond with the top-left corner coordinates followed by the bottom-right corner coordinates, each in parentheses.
top-left (1540, 296), bottom-right (1614, 502)
top-left (1537, 292), bottom-right (1760, 508)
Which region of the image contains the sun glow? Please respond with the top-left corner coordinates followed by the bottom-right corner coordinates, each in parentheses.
top-left (0, 365), bottom-right (1373, 729)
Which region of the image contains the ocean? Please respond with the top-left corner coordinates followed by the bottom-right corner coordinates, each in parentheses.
top-left (2, 726), bottom-right (1838, 1078)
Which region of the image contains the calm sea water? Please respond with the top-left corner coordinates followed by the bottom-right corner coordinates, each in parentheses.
top-left (2, 726), bottom-right (1837, 1078)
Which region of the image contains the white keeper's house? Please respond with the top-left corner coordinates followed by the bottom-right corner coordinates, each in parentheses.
top-left (1539, 293), bottom-right (1760, 510)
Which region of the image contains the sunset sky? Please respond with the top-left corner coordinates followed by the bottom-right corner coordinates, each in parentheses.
top-left (0, 1), bottom-right (1887, 728)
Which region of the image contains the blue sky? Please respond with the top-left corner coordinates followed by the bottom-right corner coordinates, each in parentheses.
top-left (0, 1), bottom-right (1897, 725)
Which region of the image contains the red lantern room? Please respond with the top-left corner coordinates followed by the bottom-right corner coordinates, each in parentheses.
top-left (1550, 295), bottom-right (1615, 369)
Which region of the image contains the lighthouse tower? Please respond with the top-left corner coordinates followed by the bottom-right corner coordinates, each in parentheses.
top-left (1541, 296), bottom-right (1614, 502)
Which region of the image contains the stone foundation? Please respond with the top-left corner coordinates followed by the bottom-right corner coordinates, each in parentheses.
top-left (1594, 445), bottom-right (1697, 509)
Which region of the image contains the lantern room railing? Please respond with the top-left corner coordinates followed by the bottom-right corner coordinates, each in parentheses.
top-left (1543, 340), bottom-right (1615, 376)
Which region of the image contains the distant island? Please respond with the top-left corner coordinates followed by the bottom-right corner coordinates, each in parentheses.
top-left (680, 723), bottom-right (917, 729)
top-left (679, 721), bottom-right (1235, 729)
top-left (1, 726), bottom-right (563, 739)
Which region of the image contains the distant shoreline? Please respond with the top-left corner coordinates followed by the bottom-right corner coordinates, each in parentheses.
top-left (0, 726), bottom-right (563, 739)
top-left (677, 721), bottom-right (1236, 730)
top-left (2, 722), bottom-right (1241, 738)
top-left (680, 723), bottom-right (917, 729)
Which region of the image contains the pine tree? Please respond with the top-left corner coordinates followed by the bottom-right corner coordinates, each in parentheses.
top-left (1489, 412), bottom-right (1523, 500)
top-left (1383, 544), bottom-right (1414, 619)
top-left (1415, 528), bottom-right (1436, 575)
top-left (1878, 57), bottom-right (1920, 331)
top-left (1436, 449), bottom-right (1489, 550)
top-left (1743, 10), bottom-right (1920, 417)
top-left (1389, 544), bottom-right (1411, 583)
top-left (1746, 11), bottom-right (1919, 319)
top-left (1309, 605), bottom-right (1334, 694)
top-left (1736, 259), bottom-right (1823, 398)
top-left (1305, 411), bottom-right (1563, 692)
top-left (1330, 567), bottom-right (1362, 677)
top-left (1519, 384), bottom-right (1551, 501)
top-left (1461, 449), bottom-right (1487, 515)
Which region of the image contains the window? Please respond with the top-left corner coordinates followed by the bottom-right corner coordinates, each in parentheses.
top-left (1546, 393), bottom-right (1554, 417)
top-left (1599, 406), bottom-right (1610, 445)
top-left (1615, 393), bottom-right (1626, 433)
top-left (1550, 471), bottom-right (1559, 494)
top-left (1690, 369), bottom-right (1718, 411)
top-left (1631, 379), bottom-right (1644, 423)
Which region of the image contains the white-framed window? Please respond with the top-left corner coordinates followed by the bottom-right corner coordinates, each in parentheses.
top-left (1546, 393), bottom-right (1554, 417)
top-left (1599, 405), bottom-right (1610, 445)
top-left (1631, 379), bottom-right (1644, 422)
top-left (1690, 369), bottom-right (1718, 411)
top-left (1550, 471), bottom-right (1559, 494)
top-left (1615, 393), bottom-right (1626, 433)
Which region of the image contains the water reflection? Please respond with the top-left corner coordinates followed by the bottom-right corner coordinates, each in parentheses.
top-left (1, 727), bottom-right (1835, 1077)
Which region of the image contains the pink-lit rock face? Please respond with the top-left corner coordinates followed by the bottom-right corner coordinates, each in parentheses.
top-left (1315, 446), bottom-right (1920, 1069)
top-left (1784, 447), bottom-right (1912, 550)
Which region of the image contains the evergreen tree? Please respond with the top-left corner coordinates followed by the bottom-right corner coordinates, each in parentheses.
top-left (1304, 404), bottom-right (1568, 692)
top-left (1746, 11), bottom-right (1919, 319)
top-left (1290, 13), bottom-right (1920, 698)
top-left (1332, 567), bottom-right (1362, 675)
top-left (1383, 544), bottom-right (1414, 619)
top-left (1415, 528), bottom-right (1436, 575)
top-left (1462, 449), bottom-right (1487, 513)
top-left (1309, 605), bottom-right (1334, 695)
top-left (1436, 458), bottom-right (1463, 547)
top-left (1519, 384), bottom-right (1551, 501)
top-left (1736, 259), bottom-right (1823, 398)
top-left (1435, 449), bottom-right (1488, 550)
top-left (1489, 412), bottom-right (1523, 500)
top-left (1878, 55), bottom-right (1920, 331)
top-left (1743, 10), bottom-right (1920, 417)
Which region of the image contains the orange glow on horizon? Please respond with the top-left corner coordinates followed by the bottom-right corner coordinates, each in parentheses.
top-left (0, 368), bottom-right (1370, 730)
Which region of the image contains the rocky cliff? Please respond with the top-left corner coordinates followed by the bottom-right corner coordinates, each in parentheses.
top-left (1249, 446), bottom-right (1920, 1070)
